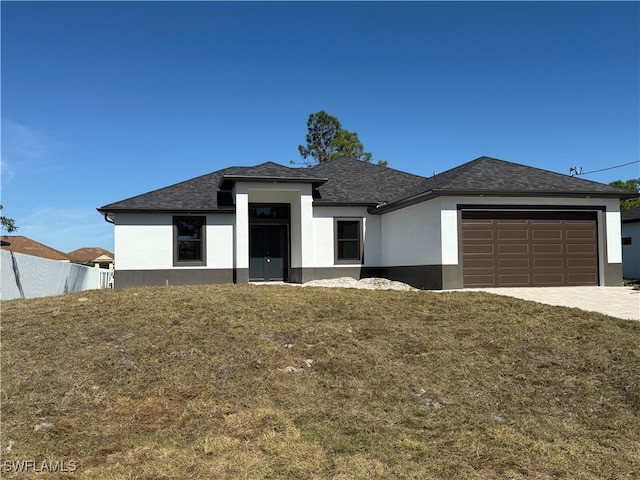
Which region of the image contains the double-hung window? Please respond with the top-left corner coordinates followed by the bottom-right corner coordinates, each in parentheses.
top-left (173, 216), bottom-right (206, 266)
top-left (334, 218), bottom-right (363, 264)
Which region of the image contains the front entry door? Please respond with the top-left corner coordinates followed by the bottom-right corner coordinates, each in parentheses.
top-left (249, 225), bottom-right (288, 281)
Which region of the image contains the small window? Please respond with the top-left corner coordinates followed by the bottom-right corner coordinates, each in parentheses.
top-left (250, 205), bottom-right (289, 220)
top-left (335, 218), bottom-right (363, 264)
top-left (174, 216), bottom-right (206, 265)
top-left (622, 237), bottom-right (632, 246)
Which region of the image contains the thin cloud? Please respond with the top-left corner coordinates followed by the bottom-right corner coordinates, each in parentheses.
top-left (1, 120), bottom-right (67, 183)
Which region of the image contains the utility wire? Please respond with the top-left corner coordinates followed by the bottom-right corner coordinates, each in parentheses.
top-left (577, 160), bottom-right (640, 176)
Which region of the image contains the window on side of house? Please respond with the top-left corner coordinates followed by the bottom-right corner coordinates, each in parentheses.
top-left (174, 216), bottom-right (206, 266)
top-left (334, 218), bottom-right (363, 264)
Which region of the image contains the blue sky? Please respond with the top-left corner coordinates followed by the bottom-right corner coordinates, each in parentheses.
top-left (2, 1), bottom-right (638, 253)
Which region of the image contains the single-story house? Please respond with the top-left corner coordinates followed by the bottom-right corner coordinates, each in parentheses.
top-left (67, 247), bottom-right (115, 269)
top-left (621, 206), bottom-right (640, 279)
top-left (98, 156), bottom-right (636, 289)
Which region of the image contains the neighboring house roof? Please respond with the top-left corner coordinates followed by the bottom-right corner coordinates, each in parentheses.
top-left (622, 206), bottom-right (640, 224)
top-left (67, 247), bottom-right (115, 263)
top-left (0, 236), bottom-right (71, 261)
top-left (98, 156), bottom-right (636, 217)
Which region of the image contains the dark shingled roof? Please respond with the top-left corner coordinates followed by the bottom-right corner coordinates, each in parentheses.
top-left (220, 161), bottom-right (327, 183)
top-left (98, 162), bottom-right (326, 214)
top-left (99, 167), bottom-right (234, 213)
top-left (311, 157), bottom-right (425, 205)
top-left (622, 206), bottom-right (640, 223)
top-left (373, 156), bottom-right (637, 212)
top-left (98, 156), bottom-right (635, 216)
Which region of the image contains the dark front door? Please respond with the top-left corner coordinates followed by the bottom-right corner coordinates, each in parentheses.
top-left (249, 225), bottom-right (288, 281)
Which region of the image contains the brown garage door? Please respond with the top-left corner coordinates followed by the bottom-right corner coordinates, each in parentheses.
top-left (462, 211), bottom-right (598, 287)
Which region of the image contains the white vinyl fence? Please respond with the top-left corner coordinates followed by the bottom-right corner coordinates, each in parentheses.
top-left (1, 250), bottom-right (113, 301)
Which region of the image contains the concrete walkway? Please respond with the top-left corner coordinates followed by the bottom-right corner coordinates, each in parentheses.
top-left (463, 286), bottom-right (640, 321)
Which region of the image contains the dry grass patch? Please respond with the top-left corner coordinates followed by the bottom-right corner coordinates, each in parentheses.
top-left (1, 284), bottom-right (639, 478)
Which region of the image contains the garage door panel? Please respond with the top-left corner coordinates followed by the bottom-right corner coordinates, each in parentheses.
top-left (499, 258), bottom-right (529, 268)
top-left (533, 258), bottom-right (563, 268)
top-left (498, 229), bottom-right (529, 239)
top-left (567, 273), bottom-right (598, 284)
top-left (465, 258), bottom-right (495, 268)
top-left (566, 229), bottom-right (596, 239)
top-left (567, 257), bottom-right (597, 268)
top-left (498, 274), bottom-right (531, 286)
top-left (567, 244), bottom-right (596, 254)
top-left (464, 230), bottom-right (494, 240)
top-left (533, 244), bottom-right (563, 254)
top-left (464, 244), bottom-right (494, 255)
top-left (498, 244), bottom-right (529, 254)
top-left (532, 229), bottom-right (562, 239)
top-left (462, 211), bottom-right (598, 287)
top-left (464, 274), bottom-right (496, 286)
top-left (533, 274), bottom-right (564, 285)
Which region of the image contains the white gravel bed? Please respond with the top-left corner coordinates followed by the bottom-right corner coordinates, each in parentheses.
top-left (302, 277), bottom-right (417, 291)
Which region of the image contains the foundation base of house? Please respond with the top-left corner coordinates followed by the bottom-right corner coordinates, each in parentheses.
top-left (602, 263), bottom-right (623, 286)
top-left (115, 265), bottom-right (449, 290)
top-left (114, 269), bottom-right (234, 288)
top-left (113, 263), bottom-right (622, 290)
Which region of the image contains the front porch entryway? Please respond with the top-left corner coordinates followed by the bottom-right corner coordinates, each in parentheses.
top-left (249, 204), bottom-right (290, 282)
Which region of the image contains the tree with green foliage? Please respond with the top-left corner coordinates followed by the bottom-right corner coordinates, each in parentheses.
top-left (296, 111), bottom-right (387, 167)
top-left (0, 204), bottom-right (17, 233)
top-left (609, 179), bottom-right (640, 211)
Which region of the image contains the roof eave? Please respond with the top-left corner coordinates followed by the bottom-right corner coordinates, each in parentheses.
top-left (313, 201), bottom-right (379, 208)
top-left (97, 207), bottom-right (236, 218)
top-left (370, 189), bottom-right (637, 215)
top-left (219, 174), bottom-right (328, 189)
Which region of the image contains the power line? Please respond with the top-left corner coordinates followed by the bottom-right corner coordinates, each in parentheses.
top-left (569, 160), bottom-right (640, 177)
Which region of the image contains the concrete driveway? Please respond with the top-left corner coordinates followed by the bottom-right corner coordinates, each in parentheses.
top-left (463, 286), bottom-right (639, 321)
